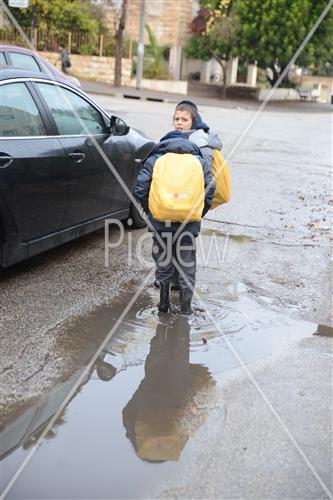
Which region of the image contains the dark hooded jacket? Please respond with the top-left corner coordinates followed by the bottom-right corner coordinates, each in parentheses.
top-left (134, 132), bottom-right (214, 237)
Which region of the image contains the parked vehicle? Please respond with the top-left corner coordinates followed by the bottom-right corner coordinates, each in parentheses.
top-left (0, 68), bottom-right (154, 267)
top-left (0, 44), bottom-right (80, 88)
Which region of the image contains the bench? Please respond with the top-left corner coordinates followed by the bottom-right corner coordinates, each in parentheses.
top-left (298, 84), bottom-right (321, 102)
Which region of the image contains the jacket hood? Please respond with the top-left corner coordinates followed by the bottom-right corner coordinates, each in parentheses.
top-left (150, 133), bottom-right (202, 157)
top-left (192, 114), bottom-right (209, 132)
top-left (181, 129), bottom-right (223, 150)
top-left (207, 131), bottom-right (222, 150)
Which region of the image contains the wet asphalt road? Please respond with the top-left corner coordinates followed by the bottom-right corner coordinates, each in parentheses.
top-left (0, 96), bottom-right (332, 498)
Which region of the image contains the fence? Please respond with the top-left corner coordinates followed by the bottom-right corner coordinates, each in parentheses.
top-left (0, 29), bottom-right (132, 58)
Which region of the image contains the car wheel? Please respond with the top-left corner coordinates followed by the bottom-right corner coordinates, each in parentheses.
top-left (129, 202), bottom-right (146, 229)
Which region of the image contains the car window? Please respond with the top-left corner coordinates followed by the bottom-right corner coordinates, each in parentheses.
top-left (36, 83), bottom-right (107, 136)
top-left (8, 52), bottom-right (40, 72)
top-left (0, 52), bottom-right (7, 65)
top-left (0, 82), bottom-right (46, 137)
top-left (36, 59), bottom-right (54, 77)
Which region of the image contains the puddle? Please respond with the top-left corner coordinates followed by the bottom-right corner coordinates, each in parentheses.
top-left (201, 228), bottom-right (254, 244)
top-left (313, 324), bottom-right (333, 337)
top-left (0, 281), bottom-right (324, 499)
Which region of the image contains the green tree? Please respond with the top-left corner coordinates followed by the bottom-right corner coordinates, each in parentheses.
top-left (233, 0), bottom-right (333, 86)
top-left (185, 0), bottom-right (238, 96)
top-left (3, 0), bottom-right (101, 36)
top-left (186, 0), bottom-right (236, 60)
top-left (186, 0), bottom-right (333, 88)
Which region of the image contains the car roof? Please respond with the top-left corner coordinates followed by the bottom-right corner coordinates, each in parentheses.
top-left (0, 66), bottom-right (79, 90)
top-left (0, 66), bottom-right (54, 81)
top-left (0, 44), bottom-right (35, 54)
top-left (0, 45), bottom-right (81, 88)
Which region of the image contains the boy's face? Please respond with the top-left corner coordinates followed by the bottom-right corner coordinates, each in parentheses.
top-left (173, 110), bottom-right (193, 131)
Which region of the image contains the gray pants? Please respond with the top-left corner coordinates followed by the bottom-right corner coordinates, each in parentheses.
top-left (152, 234), bottom-right (196, 292)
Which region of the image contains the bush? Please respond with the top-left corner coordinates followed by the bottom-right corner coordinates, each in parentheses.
top-left (143, 59), bottom-right (169, 80)
top-left (78, 43), bottom-right (99, 56)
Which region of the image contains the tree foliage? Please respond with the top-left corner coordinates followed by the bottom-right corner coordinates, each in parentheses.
top-left (186, 0), bottom-right (333, 83)
top-left (233, 0), bottom-right (333, 78)
top-left (142, 24), bottom-right (169, 79)
top-left (185, 0), bottom-right (236, 60)
top-left (3, 0), bottom-right (102, 34)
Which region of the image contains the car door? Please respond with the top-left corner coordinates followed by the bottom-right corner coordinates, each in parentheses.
top-left (0, 80), bottom-right (70, 242)
top-left (35, 82), bottom-right (127, 227)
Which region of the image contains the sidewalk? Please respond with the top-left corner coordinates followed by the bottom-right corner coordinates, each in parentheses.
top-left (80, 79), bottom-right (332, 113)
top-left (80, 79), bottom-right (239, 108)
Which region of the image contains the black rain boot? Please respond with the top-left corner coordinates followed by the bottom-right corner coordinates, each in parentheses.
top-left (180, 288), bottom-right (193, 315)
top-left (158, 281), bottom-right (170, 313)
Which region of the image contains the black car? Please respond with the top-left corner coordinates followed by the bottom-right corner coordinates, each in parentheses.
top-left (0, 68), bottom-right (154, 267)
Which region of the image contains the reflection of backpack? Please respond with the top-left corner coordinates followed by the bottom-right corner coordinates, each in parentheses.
top-left (148, 152), bottom-right (205, 222)
top-left (210, 149), bottom-right (230, 209)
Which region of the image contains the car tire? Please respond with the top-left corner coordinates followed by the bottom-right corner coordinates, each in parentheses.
top-left (129, 202), bottom-right (146, 229)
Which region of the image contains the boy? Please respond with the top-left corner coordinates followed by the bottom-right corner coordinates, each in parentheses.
top-left (173, 100), bottom-right (222, 169)
top-left (134, 131), bottom-right (214, 314)
top-left (164, 100), bottom-right (223, 291)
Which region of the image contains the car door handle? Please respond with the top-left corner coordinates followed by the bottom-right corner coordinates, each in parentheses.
top-left (0, 153), bottom-right (13, 168)
top-left (68, 151), bottom-right (86, 163)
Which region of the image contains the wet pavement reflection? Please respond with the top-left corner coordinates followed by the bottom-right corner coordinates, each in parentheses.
top-left (123, 318), bottom-right (214, 463)
top-left (0, 281), bottom-right (328, 499)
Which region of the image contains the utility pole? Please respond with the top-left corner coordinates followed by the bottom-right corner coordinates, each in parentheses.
top-left (136, 0), bottom-right (145, 89)
top-left (31, 0), bottom-right (37, 47)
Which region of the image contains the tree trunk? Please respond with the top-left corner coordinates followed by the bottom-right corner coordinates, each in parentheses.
top-left (266, 64), bottom-right (290, 88)
top-left (210, 50), bottom-right (227, 99)
top-left (114, 0), bottom-right (128, 87)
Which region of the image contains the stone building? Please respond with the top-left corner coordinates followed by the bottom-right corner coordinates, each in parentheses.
top-left (104, 0), bottom-right (199, 79)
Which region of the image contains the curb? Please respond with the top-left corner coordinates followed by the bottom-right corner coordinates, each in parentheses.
top-left (80, 82), bottom-right (184, 104)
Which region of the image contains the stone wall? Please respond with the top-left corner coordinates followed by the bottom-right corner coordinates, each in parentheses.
top-left (256, 88), bottom-right (300, 101)
top-left (38, 51), bottom-right (132, 86)
top-left (129, 78), bottom-right (188, 94)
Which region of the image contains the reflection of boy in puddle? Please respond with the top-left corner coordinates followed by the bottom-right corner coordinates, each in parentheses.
top-left (95, 359), bottom-right (117, 382)
top-left (122, 318), bottom-right (214, 462)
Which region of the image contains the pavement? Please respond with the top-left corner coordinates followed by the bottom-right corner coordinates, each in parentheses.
top-left (80, 79), bottom-right (333, 113)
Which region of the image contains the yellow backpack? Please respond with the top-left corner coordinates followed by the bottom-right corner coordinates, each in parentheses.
top-left (210, 149), bottom-right (231, 209)
top-left (148, 152), bottom-right (204, 222)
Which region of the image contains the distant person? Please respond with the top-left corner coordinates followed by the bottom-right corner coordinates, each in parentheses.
top-left (59, 44), bottom-right (71, 74)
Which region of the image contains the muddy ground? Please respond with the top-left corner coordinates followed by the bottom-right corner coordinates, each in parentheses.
top-left (0, 96), bottom-right (332, 498)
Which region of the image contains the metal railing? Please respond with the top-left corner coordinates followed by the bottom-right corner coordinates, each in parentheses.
top-left (0, 28), bottom-right (132, 57)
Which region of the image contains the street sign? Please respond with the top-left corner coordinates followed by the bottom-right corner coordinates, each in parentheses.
top-left (8, 0), bottom-right (29, 7)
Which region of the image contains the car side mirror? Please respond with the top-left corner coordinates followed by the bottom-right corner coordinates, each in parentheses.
top-left (109, 116), bottom-right (129, 135)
